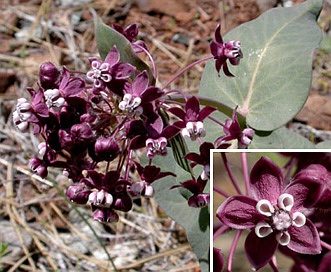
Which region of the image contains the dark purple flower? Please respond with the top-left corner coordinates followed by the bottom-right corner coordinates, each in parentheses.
top-left (13, 98), bottom-right (33, 131)
top-left (215, 106), bottom-right (254, 148)
top-left (29, 157), bottom-right (48, 179)
top-left (216, 157), bottom-right (323, 270)
top-left (172, 176), bottom-right (209, 208)
top-left (169, 96), bottom-right (216, 141)
top-left (184, 142), bottom-right (214, 180)
top-left (112, 23), bottom-right (148, 53)
top-left (119, 70), bottom-right (164, 116)
top-left (87, 46), bottom-right (135, 92)
top-left (210, 24), bottom-right (243, 77)
top-left (93, 208), bottom-right (119, 223)
top-left (59, 123), bottom-right (94, 151)
top-left (66, 183), bottom-right (91, 205)
top-left (83, 170), bottom-right (132, 213)
top-left (145, 125), bottom-right (180, 159)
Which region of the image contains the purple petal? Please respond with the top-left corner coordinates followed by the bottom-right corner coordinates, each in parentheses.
top-left (250, 157), bottom-right (283, 204)
top-left (59, 67), bottom-right (70, 91)
top-left (198, 106), bottom-right (216, 121)
top-left (184, 153), bottom-right (204, 165)
top-left (210, 41), bottom-right (220, 57)
top-left (132, 71), bottom-right (149, 96)
top-left (105, 46), bottom-right (120, 67)
top-left (146, 114), bottom-right (164, 137)
top-left (245, 230), bottom-right (278, 271)
top-left (214, 24), bottom-right (223, 44)
top-left (33, 103), bottom-right (49, 118)
top-left (294, 164), bottom-right (331, 209)
top-left (167, 107), bottom-right (186, 121)
top-left (124, 23), bottom-right (139, 42)
top-left (160, 125), bottom-right (180, 139)
top-left (141, 87), bottom-right (164, 102)
top-left (112, 63), bottom-right (135, 79)
top-left (318, 252), bottom-right (331, 272)
top-left (213, 247), bottom-right (223, 272)
top-left (216, 195), bottom-right (262, 229)
top-left (284, 178), bottom-right (323, 211)
top-left (185, 96), bottom-right (200, 117)
top-left (64, 77), bottom-right (85, 97)
top-left (222, 62), bottom-right (235, 77)
top-left (287, 219), bottom-right (321, 254)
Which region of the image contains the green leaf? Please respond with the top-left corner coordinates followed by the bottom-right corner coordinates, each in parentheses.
top-left (249, 127), bottom-right (315, 149)
top-left (95, 18), bottom-right (154, 82)
top-left (150, 152), bottom-right (210, 272)
top-left (199, 0), bottom-right (323, 131)
top-left (316, 140), bottom-right (331, 149)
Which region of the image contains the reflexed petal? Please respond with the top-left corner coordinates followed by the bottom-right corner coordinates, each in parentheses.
top-left (278, 193), bottom-right (294, 211)
top-left (185, 96), bottom-right (200, 117)
top-left (245, 229), bottom-right (278, 271)
top-left (250, 157), bottom-right (283, 204)
top-left (198, 105), bottom-right (217, 121)
top-left (214, 24), bottom-right (223, 44)
top-left (287, 219), bottom-right (321, 254)
top-left (105, 46), bottom-right (120, 66)
top-left (256, 199), bottom-right (274, 216)
top-left (216, 195), bottom-right (262, 229)
top-left (132, 71), bottom-right (149, 96)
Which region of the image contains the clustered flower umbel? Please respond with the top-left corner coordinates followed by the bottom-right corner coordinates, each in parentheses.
top-left (13, 23), bottom-right (249, 222)
top-left (215, 155), bottom-right (331, 271)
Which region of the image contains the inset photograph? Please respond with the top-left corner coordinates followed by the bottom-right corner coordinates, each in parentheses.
top-left (212, 151), bottom-right (331, 271)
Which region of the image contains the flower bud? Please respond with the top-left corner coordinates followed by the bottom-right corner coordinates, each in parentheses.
top-left (39, 62), bottom-right (60, 89)
top-left (29, 157), bottom-right (48, 179)
top-left (113, 194), bottom-right (133, 212)
top-left (38, 142), bottom-right (47, 157)
top-left (93, 138), bottom-right (120, 162)
top-left (66, 184), bottom-right (90, 204)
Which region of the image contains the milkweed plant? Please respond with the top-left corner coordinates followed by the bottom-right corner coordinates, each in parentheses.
top-left (13, 0), bottom-right (328, 271)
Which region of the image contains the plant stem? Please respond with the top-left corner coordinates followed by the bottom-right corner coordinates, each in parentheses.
top-left (227, 230), bottom-right (243, 272)
top-left (213, 186), bottom-right (230, 198)
top-left (241, 152), bottom-right (250, 196)
top-left (213, 224), bottom-right (229, 241)
top-left (162, 55), bottom-right (213, 90)
top-left (321, 240), bottom-right (331, 251)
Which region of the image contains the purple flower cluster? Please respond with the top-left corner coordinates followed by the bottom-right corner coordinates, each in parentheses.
top-left (13, 23), bottom-right (250, 223)
top-left (214, 153), bottom-right (331, 271)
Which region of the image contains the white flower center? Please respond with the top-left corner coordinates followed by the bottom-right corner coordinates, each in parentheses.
top-left (119, 94), bottom-right (143, 116)
top-left (145, 137), bottom-right (167, 158)
top-left (181, 121), bottom-right (206, 141)
top-left (44, 89), bottom-right (65, 110)
top-left (87, 189), bottom-right (113, 208)
top-left (87, 61), bottom-right (111, 88)
top-left (255, 193), bottom-right (306, 246)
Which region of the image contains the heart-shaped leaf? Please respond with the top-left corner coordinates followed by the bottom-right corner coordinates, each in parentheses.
top-left (249, 127), bottom-right (315, 149)
top-left (199, 0), bottom-right (323, 131)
